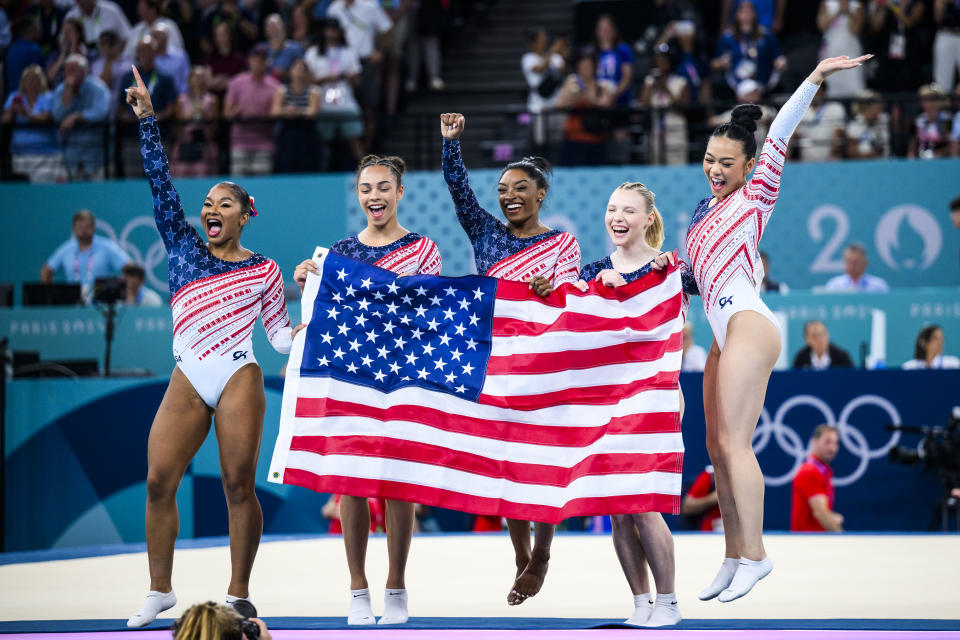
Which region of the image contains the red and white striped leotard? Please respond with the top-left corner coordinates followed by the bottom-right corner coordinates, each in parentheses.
top-left (330, 232), bottom-right (442, 275)
top-left (685, 80), bottom-right (819, 350)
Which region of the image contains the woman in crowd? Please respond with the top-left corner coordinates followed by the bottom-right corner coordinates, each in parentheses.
top-left (712, 0), bottom-right (787, 96)
top-left (171, 65), bottom-right (219, 177)
top-left (902, 325), bottom-right (960, 369)
top-left (439, 111), bottom-right (581, 605)
top-left (45, 17), bottom-right (87, 86)
top-left (124, 66), bottom-right (302, 627)
top-left (271, 57), bottom-right (321, 174)
top-left (1, 63), bottom-right (64, 182)
top-left (293, 154), bottom-right (441, 626)
top-left (204, 21), bottom-right (247, 97)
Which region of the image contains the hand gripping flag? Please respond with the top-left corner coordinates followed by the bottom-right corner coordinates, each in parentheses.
top-left (269, 247), bottom-right (685, 523)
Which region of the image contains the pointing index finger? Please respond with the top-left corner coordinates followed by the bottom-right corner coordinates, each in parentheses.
top-left (131, 65), bottom-right (147, 93)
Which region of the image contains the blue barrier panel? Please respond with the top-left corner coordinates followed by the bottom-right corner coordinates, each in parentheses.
top-left (3, 288), bottom-right (958, 376)
top-left (4, 370), bottom-right (956, 551)
top-left (2, 159), bottom-right (957, 296)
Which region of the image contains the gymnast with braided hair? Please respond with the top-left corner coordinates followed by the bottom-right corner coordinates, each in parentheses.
top-left (124, 66), bottom-right (304, 627)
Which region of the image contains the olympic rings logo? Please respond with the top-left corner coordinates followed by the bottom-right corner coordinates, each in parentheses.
top-left (96, 215), bottom-right (204, 294)
top-left (753, 394), bottom-right (902, 487)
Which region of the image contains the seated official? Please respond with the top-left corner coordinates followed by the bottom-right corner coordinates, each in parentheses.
top-left (791, 424), bottom-right (844, 532)
top-left (792, 320), bottom-right (853, 370)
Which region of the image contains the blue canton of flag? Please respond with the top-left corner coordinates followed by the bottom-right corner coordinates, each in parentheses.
top-left (301, 252), bottom-right (497, 401)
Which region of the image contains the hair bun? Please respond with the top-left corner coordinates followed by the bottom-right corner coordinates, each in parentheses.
top-left (730, 104), bottom-right (762, 133)
top-left (521, 155), bottom-right (553, 176)
top-left (385, 155), bottom-right (406, 176)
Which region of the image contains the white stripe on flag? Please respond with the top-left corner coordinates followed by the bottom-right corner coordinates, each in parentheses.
top-left (491, 324), bottom-right (680, 357)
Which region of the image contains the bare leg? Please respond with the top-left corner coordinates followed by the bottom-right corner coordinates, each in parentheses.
top-left (610, 515), bottom-right (650, 595)
top-left (214, 363), bottom-right (266, 599)
top-left (144, 367), bottom-right (214, 593)
top-left (340, 495), bottom-right (371, 590)
top-left (509, 522), bottom-right (553, 605)
top-left (632, 513), bottom-right (675, 594)
top-left (505, 518), bottom-right (531, 603)
top-left (715, 312), bottom-right (779, 561)
top-left (384, 499), bottom-right (415, 589)
top-left (703, 340), bottom-right (741, 559)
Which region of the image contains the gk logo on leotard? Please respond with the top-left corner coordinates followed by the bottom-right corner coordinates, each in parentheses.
top-left (233, 350), bottom-right (248, 361)
top-left (753, 394), bottom-right (902, 487)
top-left (718, 296), bottom-right (734, 309)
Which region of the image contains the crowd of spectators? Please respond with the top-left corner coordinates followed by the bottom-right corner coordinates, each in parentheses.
top-left (523, 0), bottom-right (960, 165)
top-left (0, 0), bottom-right (481, 181)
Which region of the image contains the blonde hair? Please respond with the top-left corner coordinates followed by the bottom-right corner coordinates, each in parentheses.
top-left (171, 601), bottom-right (243, 640)
top-left (616, 181), bottom-right (664, 250)
top-left (18, 64), bottom-right (48, 95)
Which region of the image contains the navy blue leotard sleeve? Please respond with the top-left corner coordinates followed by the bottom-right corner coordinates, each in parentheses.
top-left (441, 138), bottom-right (500, 247)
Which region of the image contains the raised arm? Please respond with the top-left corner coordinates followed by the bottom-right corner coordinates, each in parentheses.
top-left (440, 112), bottom-right (499, 242)
top-left (748, 54), bottom-right (871, 203)
top-left (125, 65), bottom-right (197, 254)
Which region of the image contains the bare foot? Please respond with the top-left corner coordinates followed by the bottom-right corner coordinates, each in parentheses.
top-left (507, 548), bottom-right (549, 605)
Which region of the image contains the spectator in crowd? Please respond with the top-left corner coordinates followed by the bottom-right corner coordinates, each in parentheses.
top-left (867, 0), bottom-right (929, 94)
top-left (824, 243), bottom-right (890, 292)
top-left (40, 209), bottom-right (131, 297)
top-left (681, 322), bottom-right (707, 372)
top-left (911, 83), bottom-right (953, 158)
top-left (289, 3), bottom-right (313, 49)
top-left (91, 30), bottom-right (132, 117)
top-left (171, 65), bottom-right (219, 176)
top-left (125, 0), bottom-right (184, 58)
top-left (327, 0), bottom-right (392, 149)
top-left (271, 57), bottom-right (321, 173)
top-left (171, 601), bottom-right (271, 640)
top-left (51, 53), bottom-right (110, 180)
top-left (793, 320), bottom-right (854, 370)
top-left (46, 17), bottom-right (88, 87)
top-left (382, 0), bottom-right (414, 118)
top-left (817, 0), bottom-right (867, 98)
top-left (304, 17), bottom-right (366, 166)
top-left (225, 43), bottom-right (281, 175)
top-left (796, 81), bottom-right (847, 162)
top-left (261, 13), bottom-right (304, 83)
top-left (845, 89), bottom-right (891, 158)
top-left (594, 13), bottom-right (634, 106)
top-left (522, 28), bottom-right (566, 152)
top-left (641, 42), bottom-right (690, 165)
top-left (759, 250), bottom-right (788, 293)
top-left (151, 22), bottom-right (189, 94)
top-left (24, 0), bottom-right (67, 58)
top-left (953, 84), bottom-right (960, 156)
top-left (950, 195), bottom-right (960, 232)
top-left (199, 0), bottom-right (258, 56)
top-left (5, 17), bottom-right (46, 97)
top-left (720, 0), bottom-right (786, 33)
top-left (555, 51), bottom-right (613, 166)
top-left (204, 20), bottom-right (248, 97)
top-left (121, 263), bottom-right (163, 306)
top-left (681, 465), bottom-right (722, 531)
top-left (65, 0), bottom-right (131, 49)
top-left (902, 324), bottom-right (960, 368)
top-left (709, 79), bottom-right (775, 152)
top-left (934, 0), bottom-right (960, 90)
top-left (118, 35), bottom-right (177, 176)
top-left (405, 0), bottom-right (446, 92)
top-left (663, 19), bottom-right (713, 108)
top-left (2, 64), bottom-right (65, 183)
top-left (791, 424), bottom-right (844, 532)
top-left (713, 0), bottom-right (787, 95)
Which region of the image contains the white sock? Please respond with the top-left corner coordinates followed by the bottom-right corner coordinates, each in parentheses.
top-left (127, 590), bottom-right (176, 628)
top-left (718, 556), bottom-right (773, 603)
top-left (378, 588), bottom-right (409, 625)
top-left (348, 588), bottom-right (375, 625)
top-left (624, 592), bottom-right (653, 625)
top-left (699, 557), bottom-right (739, 600)
top-left (642, 593), bottom-right (682, 627)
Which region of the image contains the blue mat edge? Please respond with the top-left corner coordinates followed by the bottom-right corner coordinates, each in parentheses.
top-left (1, 618), bottom-right (959, 633)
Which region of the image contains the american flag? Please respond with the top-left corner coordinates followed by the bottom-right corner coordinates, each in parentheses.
top-left (268, 248), bottom-right (686, 522)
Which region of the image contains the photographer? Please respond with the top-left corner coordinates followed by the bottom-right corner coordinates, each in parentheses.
top-left (172, 601), bottom-right (270, 640)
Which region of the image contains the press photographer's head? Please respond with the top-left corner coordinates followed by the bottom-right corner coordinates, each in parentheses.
top-left (171, 601), bottom-right (269, 640)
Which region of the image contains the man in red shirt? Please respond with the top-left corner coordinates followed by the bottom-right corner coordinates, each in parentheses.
top-left (682, 466), bottom-right (723, 531)
top-left (791, 424), bottom-right (844, 532)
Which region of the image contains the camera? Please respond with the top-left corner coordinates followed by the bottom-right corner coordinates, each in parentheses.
top-left (887, 407), bottom-right (960, 483)
top-left (231, 599), bottom-right (260, 640)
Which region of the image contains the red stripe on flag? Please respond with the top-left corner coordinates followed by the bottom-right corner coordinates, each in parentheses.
top-left (281, 471), bottom-right (681, 523)
top-left (294, 397), bottom-right (680, 446)
top-left (494, 265), bottom-right (676, 304)
top-left (493, 293), bottom-right (682, 337)
top-left (288, 435), bottom-right (683, 486)
top-left (487, 331), bottom-right (682, 374)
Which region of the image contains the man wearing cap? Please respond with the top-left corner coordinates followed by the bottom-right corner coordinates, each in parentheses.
top-left (224, 43), bottom-right (281, 175)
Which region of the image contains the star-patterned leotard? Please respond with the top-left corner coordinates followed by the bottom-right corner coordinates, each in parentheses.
top-left (331, 232), bottom-right (442, 275)
top-left (139, 115), bottom-right (293, 407)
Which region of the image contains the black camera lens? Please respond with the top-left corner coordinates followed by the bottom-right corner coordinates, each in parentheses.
top-left (239, 619), bottom-right (260, 640)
